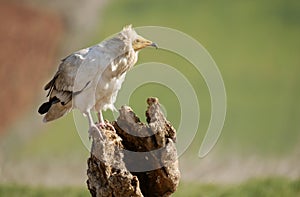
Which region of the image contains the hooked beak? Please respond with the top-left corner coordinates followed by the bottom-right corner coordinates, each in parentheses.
top-left (150, 42), bottom-right (158, 49)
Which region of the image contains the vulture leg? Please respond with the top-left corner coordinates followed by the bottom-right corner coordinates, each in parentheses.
top-left (97, 111), bottom-right (115, 131)
top-left (97, 111), bottom-right (105, 125)
top-left (85, 110), bottom-right (103, 140)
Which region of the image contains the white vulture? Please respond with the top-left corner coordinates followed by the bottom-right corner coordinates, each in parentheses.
top-left (38, 25), bottom-right (158, 139)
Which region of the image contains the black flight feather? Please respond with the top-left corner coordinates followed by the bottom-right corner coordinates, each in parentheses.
top-left (38, 96), bottom-right (60, 115)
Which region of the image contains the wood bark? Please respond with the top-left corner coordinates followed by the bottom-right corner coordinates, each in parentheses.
top-left (87, 97), bottom-right (180, 197)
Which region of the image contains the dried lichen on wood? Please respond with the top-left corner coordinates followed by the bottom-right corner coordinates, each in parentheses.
top-left (87, 97), bottom-right (180, 197)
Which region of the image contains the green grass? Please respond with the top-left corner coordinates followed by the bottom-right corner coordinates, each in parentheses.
top-left (175, 177), bottom-right (300, 197)
top-left (1, 177), bottom-right (299, 197)
top-left (0, 185), bottom-right (89, 197)
top-left (5, 114), bottom-right (89, 163)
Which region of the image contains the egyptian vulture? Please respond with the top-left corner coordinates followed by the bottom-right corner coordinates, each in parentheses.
top-left (38, 25), bottom-right (157, 138)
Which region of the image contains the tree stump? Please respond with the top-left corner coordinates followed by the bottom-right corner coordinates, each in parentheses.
top-left (87, 98), bottom-right (180, 197)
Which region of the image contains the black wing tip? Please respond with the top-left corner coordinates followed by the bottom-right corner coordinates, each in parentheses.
top-left (38, 102), bottom-right (52, 114)
top-left (38, 96), bottom-right (60, 115)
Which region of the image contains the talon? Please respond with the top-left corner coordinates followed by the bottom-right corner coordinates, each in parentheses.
top-left (88, 125), bottom-right (104, 140)
top-left (96, 122), bottom-right (115, 131)
top-left (106, 122), bottom-right (116, 132)
top-left (97, 122), bottom-right (106, 130)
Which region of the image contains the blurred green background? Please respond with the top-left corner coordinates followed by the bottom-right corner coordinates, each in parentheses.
top-left (0, 0), bottom-right (300, 196)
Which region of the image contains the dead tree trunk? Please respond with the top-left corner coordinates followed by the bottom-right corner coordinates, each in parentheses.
top-left (87, 98), bottom-right (180, 197)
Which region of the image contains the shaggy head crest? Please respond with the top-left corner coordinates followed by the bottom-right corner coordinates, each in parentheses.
top-left (119, 24), bottom-right (138, 41)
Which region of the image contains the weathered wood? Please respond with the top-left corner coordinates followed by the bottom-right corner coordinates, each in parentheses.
top-left (87, 98), bottom-right (180, 197)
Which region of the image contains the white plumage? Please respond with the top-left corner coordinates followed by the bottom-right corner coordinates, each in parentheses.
top-left (38, 25), bottom-right (157, 138)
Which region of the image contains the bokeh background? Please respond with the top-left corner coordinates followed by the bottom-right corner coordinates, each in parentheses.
top-left (0, 0), bottom-right (300, 196)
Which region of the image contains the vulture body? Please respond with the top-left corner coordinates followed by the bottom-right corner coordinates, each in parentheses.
top-left (38, 25), bottom-right (157, 138)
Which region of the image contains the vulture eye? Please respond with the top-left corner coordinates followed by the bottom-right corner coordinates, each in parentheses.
top-left (136, 39), bottom-right (140, 43)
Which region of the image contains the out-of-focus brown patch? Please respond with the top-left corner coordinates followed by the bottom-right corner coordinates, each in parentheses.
top-left (0, 2), bottom-right (64, 133)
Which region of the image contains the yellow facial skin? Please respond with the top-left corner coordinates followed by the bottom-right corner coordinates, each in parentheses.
top-left (132, 36), bottom-right (158, 51)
